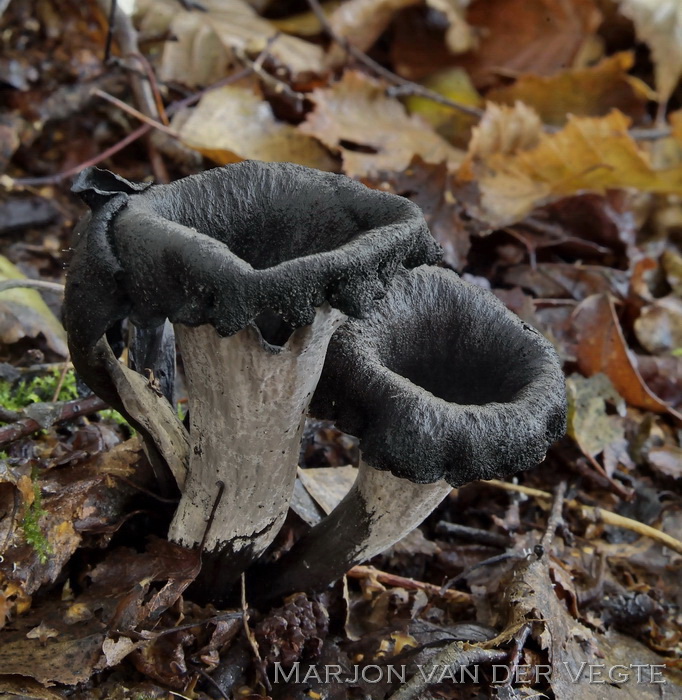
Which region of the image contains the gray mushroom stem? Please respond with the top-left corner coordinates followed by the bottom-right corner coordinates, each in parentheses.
top-left (168, 305), bottom-right (344, 588)
top-left (263, 458), bottom-right (451, 597)
top-left (258, 266), bottom-right (567, 601)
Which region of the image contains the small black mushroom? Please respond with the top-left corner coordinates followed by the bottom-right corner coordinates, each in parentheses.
top-left (261, 265), bottom-right (567, 599)
top-left (64, 162), bottom-right (440, 601)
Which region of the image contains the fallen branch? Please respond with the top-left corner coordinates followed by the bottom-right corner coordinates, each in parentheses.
top-left (0, 394), bottom-right (108, 446)
top-left (486, 479), bottom-right (682, 556)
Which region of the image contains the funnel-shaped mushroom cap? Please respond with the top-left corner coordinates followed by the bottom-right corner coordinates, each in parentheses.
top-left (65, 162), bottom-right (440, 403)
top-left (311, 266), bottom-right (567, 486)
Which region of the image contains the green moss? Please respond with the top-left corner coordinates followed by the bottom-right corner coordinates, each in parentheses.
top-left (0, 366), bottom-right (78, 417)
top-left (21, 477), bottom-right (51, 564)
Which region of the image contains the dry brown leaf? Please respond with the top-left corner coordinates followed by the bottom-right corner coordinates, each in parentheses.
top-left (301, 71), bottom-right (463, 178)
top-left (460, 110), bottom-right (682, 226)
top-left (634, 295), bottom-right (682, 355)
top-left (135, 0), bottom-right (324, 86)
top-left (455, 0), bottom-right (602, 89)
top-left (177, 85), bottom-right (337, 170)
top-left (328, 0), bottom-right (419, 54)
top-left (463, 101), bottom-right (542, 165)
top-left (297, 465), bottom-right (357, 515)
top-left (573, 293), bottom-right (682, 419)
top-left (488, 52), bottom-right (650, 125)
top-left (617, 0), bottom-right (682, 102)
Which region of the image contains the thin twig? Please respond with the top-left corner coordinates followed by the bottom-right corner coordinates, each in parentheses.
top-left (347, 565), bottom-right (472, 604)
top-left (486, 479), bottom-right (682, 556)
top-left (0, 279), bottom-right (65, 294)
top-left (92, 89), bottom-right (179, 137)
top-left (540, 480), bottom-right (567, 553)
top-left (0, 394), bottom-right (108, 446)
top-left (50, 359), bottom-right (71, 403)
top-left (233, 42), bottom-right (305, 104)
top-left (11, 68), bottom-right (253, 188)
top-left (241, 573), bottom-right (270, 693)
top-left (306, 0), bottom-right (483, 119)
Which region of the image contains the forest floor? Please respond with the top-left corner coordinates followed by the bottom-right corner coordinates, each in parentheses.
top-left (0, 0), bottom-right (681, 698)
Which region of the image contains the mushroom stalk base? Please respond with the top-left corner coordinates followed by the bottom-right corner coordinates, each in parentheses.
top-left (168, 305), bottom-right (344, 598)
top-left (259, 459), bottom-right (452, 601)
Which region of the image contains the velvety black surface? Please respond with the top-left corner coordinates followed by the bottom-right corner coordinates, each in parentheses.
top-left (64, 162), bottom-right (440, 405)
top-left (311, 266), bottom-right (567, 486)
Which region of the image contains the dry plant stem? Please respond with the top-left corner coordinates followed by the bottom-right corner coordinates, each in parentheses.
top-left (98, 0), bottom-right (168, 182)
top-left (168, 305), bottom-right (344, 596)
top-left (348, 565), bottom-right (472, 605)
top-left (387, 644), bottom-right (508, 700)
top-left (262, 462), bottom-right (452, 599)
top-left (487, 479), bottom-right (682, 556)
top-left (0, 279), bottom-right (64, 294)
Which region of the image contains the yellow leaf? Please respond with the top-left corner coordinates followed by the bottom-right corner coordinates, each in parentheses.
top-left (405, 67), bottom-right (481, 145)
top-left (177, 85), bottom-right (337, 171)
top-left (488, 52), bottom-right (651, 125)
top-left (461, 110), bottom-right (682, 226)
top-left (301, 71), bottom-right (463, 178)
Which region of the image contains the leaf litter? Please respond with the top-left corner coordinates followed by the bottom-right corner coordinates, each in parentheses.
top-left (1, 0), bottom-right (682, 697)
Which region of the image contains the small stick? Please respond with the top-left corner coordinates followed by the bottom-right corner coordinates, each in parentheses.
top-left (347, 565), bottom-right (472, 604)
top-left (486, 479), bottom-right (682, 556)
top-left (92, 89), bottom-right (179, 137)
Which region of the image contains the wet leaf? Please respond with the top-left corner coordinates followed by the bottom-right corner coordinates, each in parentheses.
top-left (177, 85), bottom-right (337, 170)
top-left (0, 256), bottom-right (67, 357)
top-left (573, 293), bottom-right (682, 418)
top-left (301, 71), bottom-right (463, 177)
top-left (617, 0), bottom-right (682, 101)
top-left (488, 52), bottom-right (650, 125)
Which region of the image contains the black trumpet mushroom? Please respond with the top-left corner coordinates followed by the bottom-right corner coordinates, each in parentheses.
top-left (64, 162), bottom-right (440, 600)
top-left (261, 265), bottom-right (567, 600)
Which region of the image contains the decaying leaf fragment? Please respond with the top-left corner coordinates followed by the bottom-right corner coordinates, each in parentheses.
top-left (301, 71), bottom-right (463, 177)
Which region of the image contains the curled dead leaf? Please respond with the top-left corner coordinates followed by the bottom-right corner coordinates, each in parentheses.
top-left (573, 293), bottom-right (682, 419)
